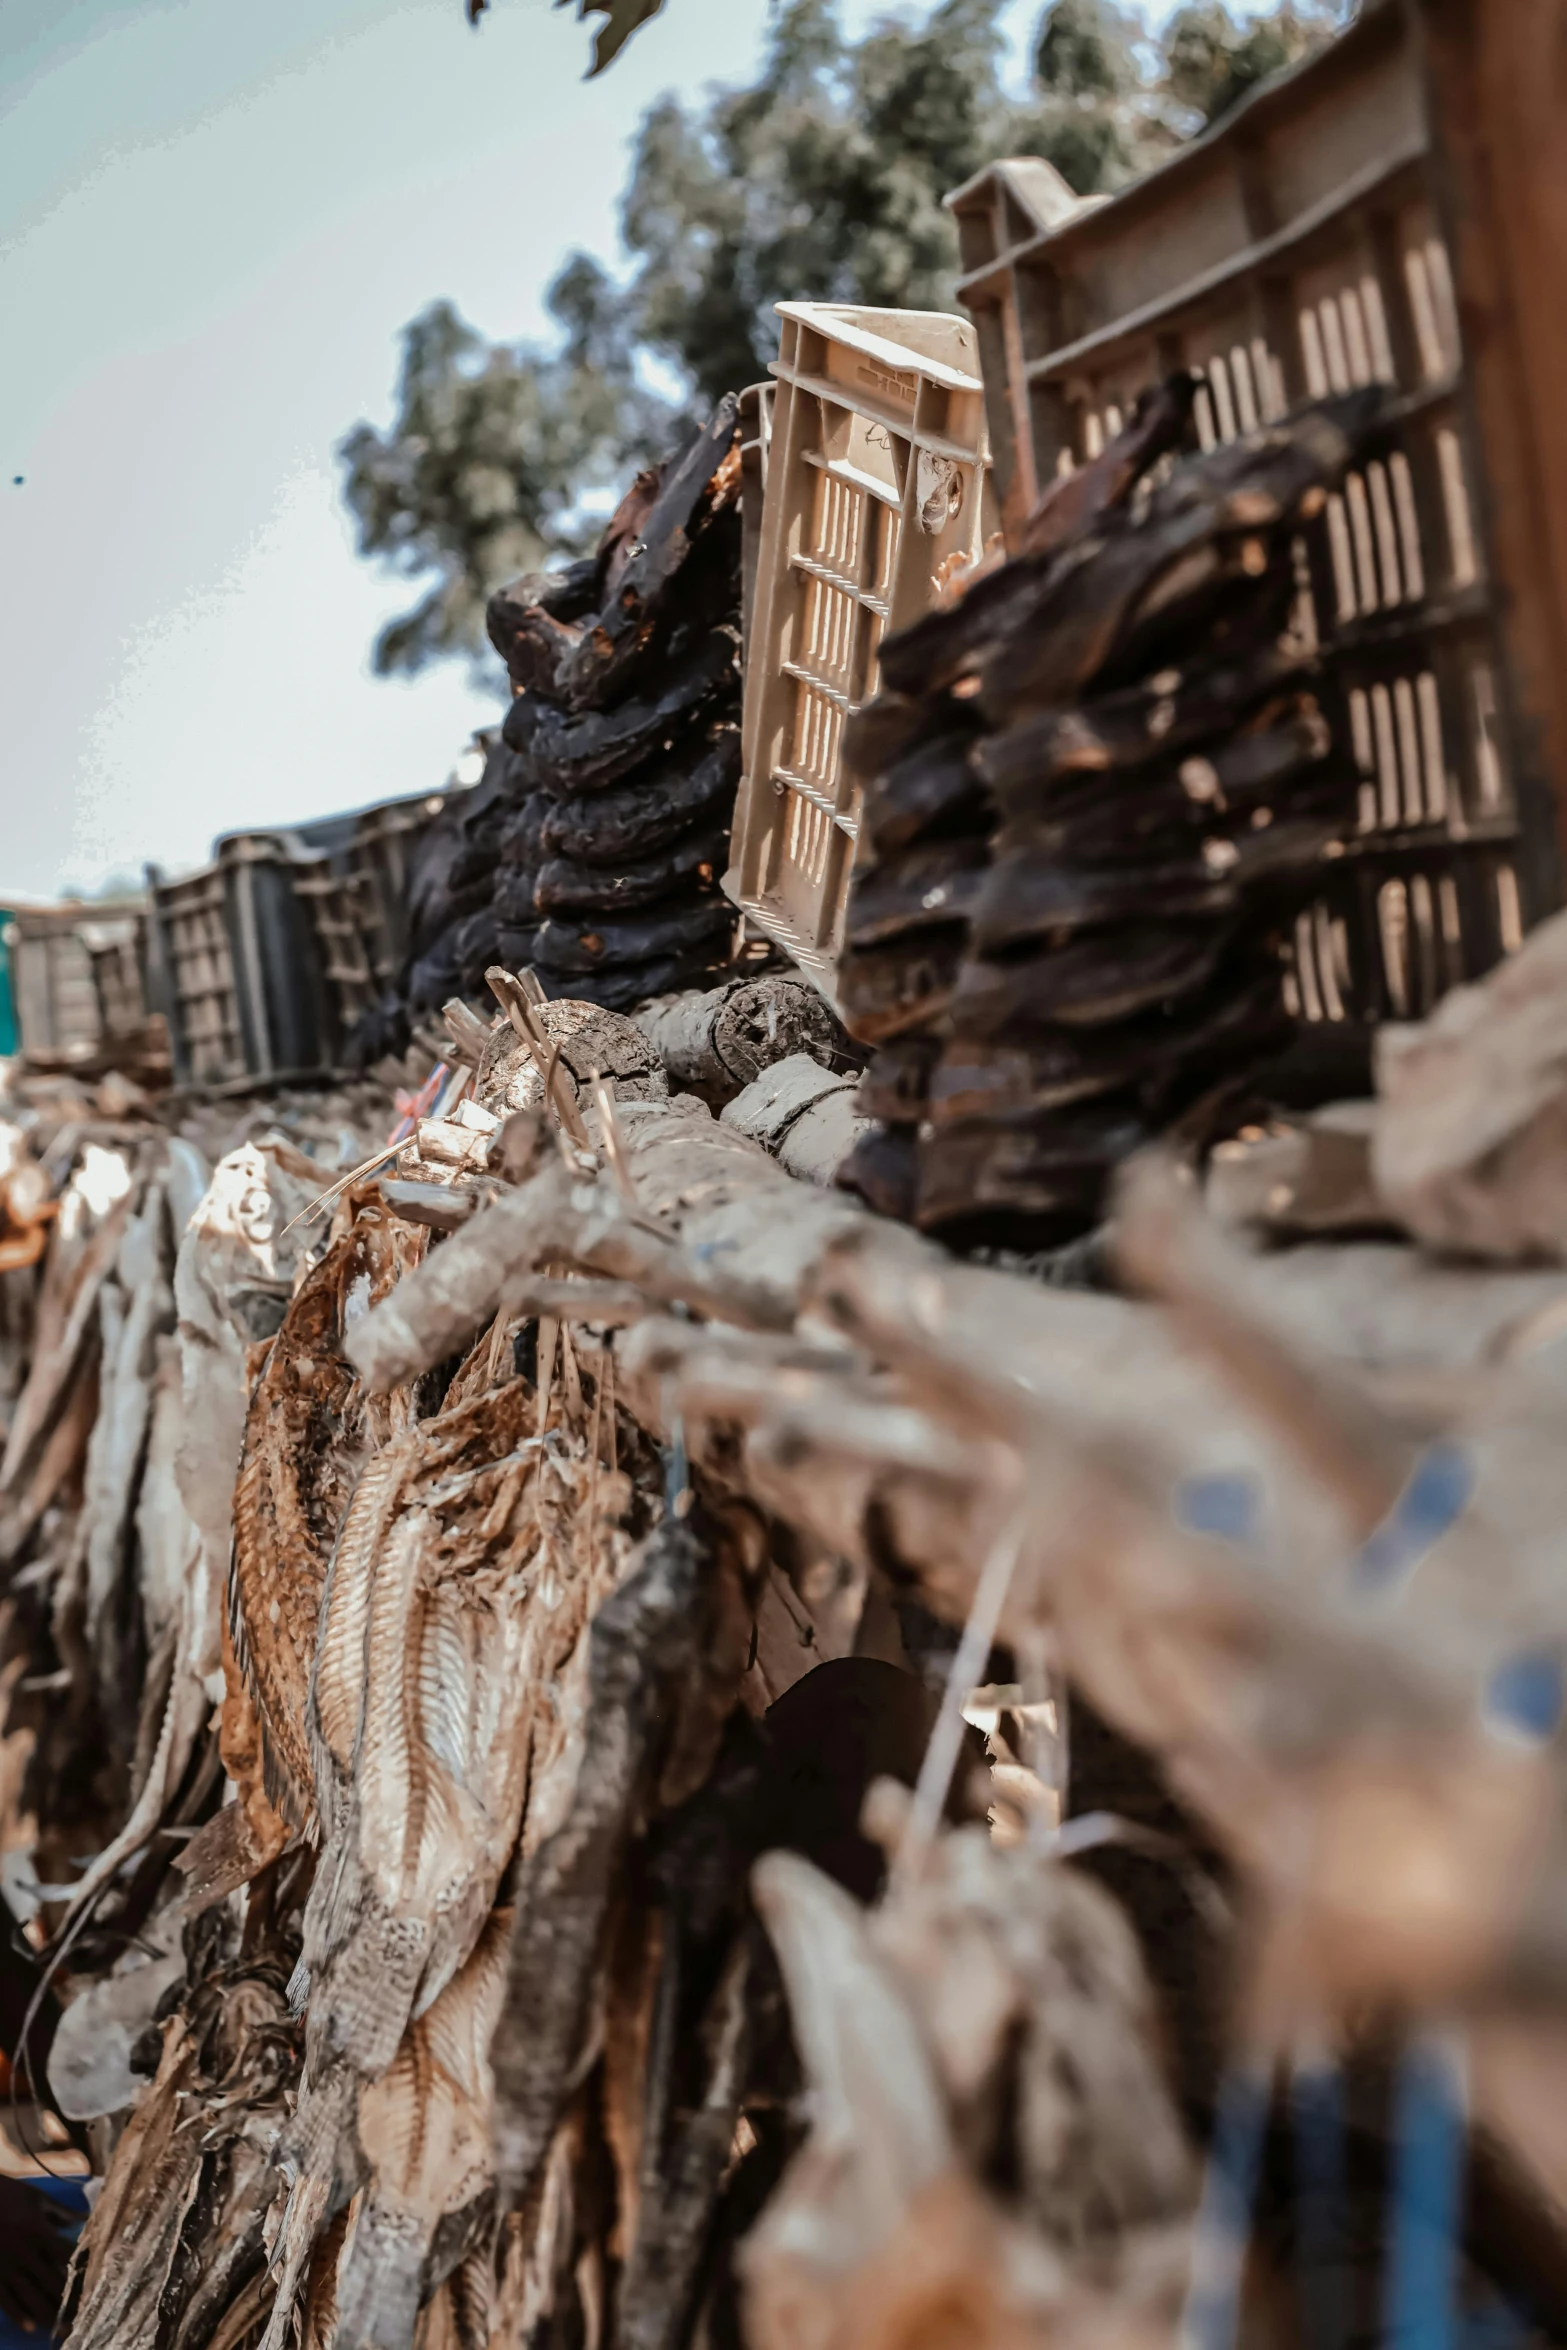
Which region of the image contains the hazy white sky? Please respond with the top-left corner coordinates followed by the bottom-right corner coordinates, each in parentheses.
top-left (0, 0), bottom-right (1184, 899)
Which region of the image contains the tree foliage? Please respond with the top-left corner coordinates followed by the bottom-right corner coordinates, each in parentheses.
top-left (345, 0), bottom-right (1351, 678)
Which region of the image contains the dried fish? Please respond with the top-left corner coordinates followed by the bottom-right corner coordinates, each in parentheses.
top-left (230, 1202), bottom-right (424, 1838)
top-left (540, 730), bottom-right (741, 869)
top-left (491, 1512), bottom-right (717, 2204)
top-left (535, 822), bottom-right (730, 918)
top-left (501, 634), bottom-right (736, 796)
top-left (534, 898), bottom-right (735, 979)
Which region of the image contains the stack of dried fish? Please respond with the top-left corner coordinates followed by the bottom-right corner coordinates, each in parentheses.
top-left (15, 920), bottom-right (1567, 2350)
top-left (839, 384), bottom-right (1389, 1244)
top-left (0, 1059), bottom-right (392, 1920)
top-left (484, 399), bottom-right (743, 1012)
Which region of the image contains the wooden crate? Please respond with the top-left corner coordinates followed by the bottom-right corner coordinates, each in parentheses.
top-left (726, 303), bottom-right (991, 1001)
top-left (946, 0), bottom-right (1564, 1032)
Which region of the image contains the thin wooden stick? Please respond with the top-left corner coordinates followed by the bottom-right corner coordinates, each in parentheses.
top-left (485, 1308), bottom-right (513, 1388)
top-left (589, 1068), bottom-right (638, 1210)
top-left (487, 966), bottom-right (593, 1150)
top-left (894, 1509), bottom-right (1026, 1893)
top-left (535, 1316), bottom-right (560, 1437)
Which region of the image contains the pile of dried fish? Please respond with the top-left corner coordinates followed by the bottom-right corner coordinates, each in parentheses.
top-left (350, 406), bottom-right (745, 1068)
top-left (487, 400), bottom-right (743, 1010)
top-left (839, 382), bottom-right (1389, 1243)
top-left (3, 918), bottom-right (1566, 2350)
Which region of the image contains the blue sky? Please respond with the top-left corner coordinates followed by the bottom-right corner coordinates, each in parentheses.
top-left (2, 0), bottom-right (1185, 899)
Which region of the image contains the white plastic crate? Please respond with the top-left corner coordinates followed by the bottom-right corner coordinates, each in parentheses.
top-left (726, 303), bottom-right (991, 1001)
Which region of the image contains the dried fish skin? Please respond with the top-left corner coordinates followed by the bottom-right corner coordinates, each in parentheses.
top-left (835, 1122), bottom-right (921, 1224)
top-left (333, 1908), bottom-right (513, 2350)
top-left (1017, 372), bottom-right (1198, 559)
top-left (969, 814), bottom-right (1346, 958)
top-left (232, 1206), bottom-right (422, 1836)
top-left (615, 1934), bottom-right (752, 2350)
top-left (304, 1382), bottom-right (551, 2077)
top-left (930, 976), bottom-right (1291, 1126)
top-left (64, 2017), bottom-right (206, 2350)
top-left (853, 1038), bottom-right (943, 1129)
top-left (974, 646), bottom-right (1316, 804)
top-left (990, 721), bottom-right (1354, 869)
top-left (492, 1513), bottom-right (716, 2207)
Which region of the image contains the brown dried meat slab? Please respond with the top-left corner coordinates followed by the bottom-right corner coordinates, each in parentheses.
top-left (1018, 373), bottom-right (1198, 557)
top-left (836, 924), bottom-right (966, 1046)
top-left (844, 837), bottom-right (993, 952)
top-left (980, 394), bottom-right (1389, 723)
top-left (993, 727), bottom-right (1356, 872)
top-left (915, 1099), bottom-right (1150, 1232)
top-left (502, 632), bottom-right (736, 793)
top-left (929, 973), bottom-right (1289, 1125)
top-left (538, 727), bottom-right (740, 868)
top-left (972, 852), bottom-right (1234, 954)
top-left (843, 689), bottom-right (975, 780)
top-left (533, 893), bottom-right (734, 975)
top-left (860, 727), bottom-right (991, 857)
top-left (554, 397), bottom-right (741, 711)
top-left (879, 388), bottom-right (1389, 719)
top-left (948, 923), bottom-right (1236, 1036)
top-left (854, 1035), bottom-right (943, 1126)
top-left (534, 822), bottom-right (729, 916)
top-left (974, 646), bottom-right (1316, 805)
top-left (971, 819), bottom-right (1344, 954)
top-left (835, 1119), bottom-right (920, 1223)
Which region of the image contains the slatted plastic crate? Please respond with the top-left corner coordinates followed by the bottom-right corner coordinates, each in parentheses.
top-left (946, 0), bottom-right (1560, 1034)
top-left (5, 901), bottom-right (148, 1068)
top-left (727, 304), bottom-right (992, 1001)
top-left (147, 834), bottom-right (337, 1091)
top-left (288, 786), bottom-right (464, 1047)
top-left (738, 380), bottom-right (775, 667)
top-left (346, 788), bottom-right (459, 993)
